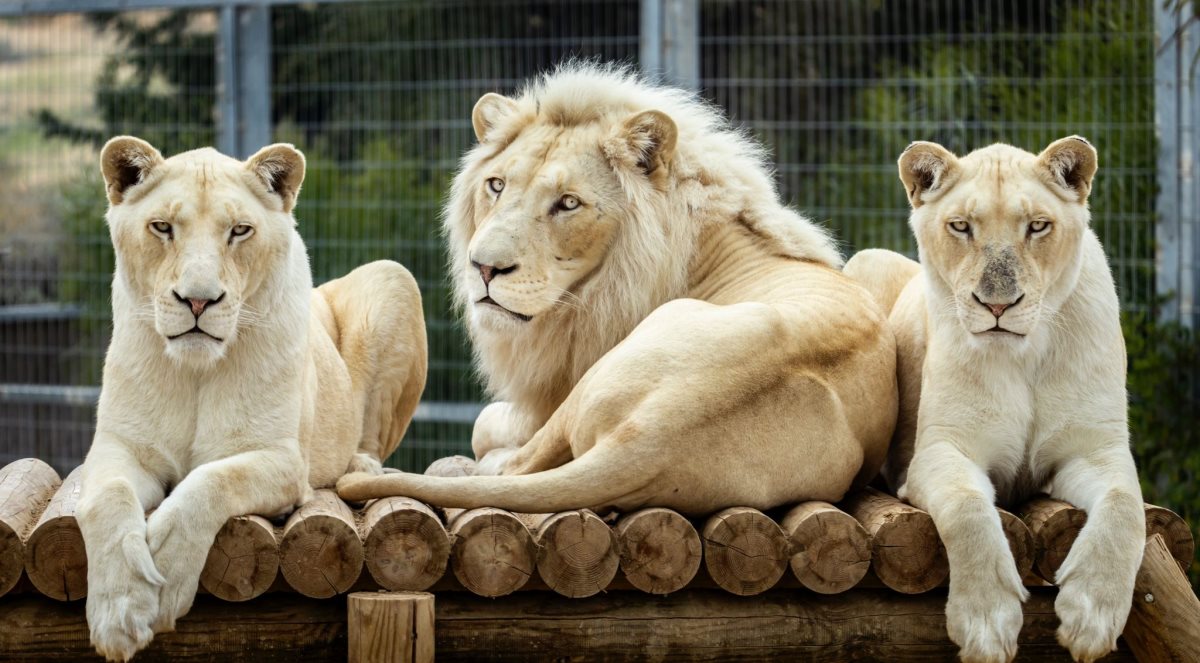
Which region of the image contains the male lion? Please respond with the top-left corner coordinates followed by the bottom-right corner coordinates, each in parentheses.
top-left (77, 137), bottom-right (427, 661)
top-left (338, 63), bottom-right (897, 515)
top-left (844, 138), bottom-right (1144, 663)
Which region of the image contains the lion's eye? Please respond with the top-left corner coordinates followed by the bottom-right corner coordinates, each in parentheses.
top-left (1028, 219), bottom-right (1051, 236)
top-left (486, 178), bottom-right (505, 194)
top-left (230, 224), bottom-right (254, 239)
top-left (150, 220), bottom-right (172, 237)
top-left (558, 194), bottom-right (581, 211)
top-left (948, 219), bottom-right (970, 235)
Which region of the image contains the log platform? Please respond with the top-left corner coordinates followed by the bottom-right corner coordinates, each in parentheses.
top-left (0, 458), bottom-right (1195, 661)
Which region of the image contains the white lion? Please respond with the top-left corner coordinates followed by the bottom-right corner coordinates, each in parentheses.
top-left (845, 137), bottom-right (1145, 663)
top-left (338, 63), bottom-right (899, 516)
top-left (76, 137), bottom-right (427, 661)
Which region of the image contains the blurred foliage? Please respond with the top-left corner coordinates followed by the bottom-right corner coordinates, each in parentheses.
top-left (1124, 312), bottom-right (1200, 584)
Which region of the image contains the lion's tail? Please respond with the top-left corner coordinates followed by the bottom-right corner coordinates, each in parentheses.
top-left (336, 444), bottom-right (655, 514)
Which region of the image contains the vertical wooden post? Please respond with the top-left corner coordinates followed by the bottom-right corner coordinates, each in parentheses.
top-left (347, 591), bottom-right (434, 663)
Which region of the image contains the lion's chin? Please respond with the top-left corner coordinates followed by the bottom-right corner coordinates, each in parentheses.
top-left (163, 332), bottom-right (230, 368)
top-left (472, 299), bottom-right (534, 332)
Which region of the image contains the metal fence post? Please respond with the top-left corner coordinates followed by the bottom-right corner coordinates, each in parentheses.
top-left (1156, 2), bottom-right (1199, 328)
top-left (216, 2), bottom-right (272, 159)
top-left (640, 0), bottom-right (698, 90)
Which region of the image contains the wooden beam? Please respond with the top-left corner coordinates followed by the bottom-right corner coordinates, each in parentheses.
top-left (200, 514), bottom-right (278, 602)
top-left (528, 510), bottom-right (619, 598)
top-left (1123, 534), bottom-right (1200, 663)
top-left (446, 507), bottom-right (535, 597)
top-left (0, 588), bottom-right (1137, 661)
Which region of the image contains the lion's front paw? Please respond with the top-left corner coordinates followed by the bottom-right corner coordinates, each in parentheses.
top-left (945, 559), bottom-right (1028, 663)
top-left (87, 534), bottom-right (163, 661)
top-left (1054, 570), bottom-right (1131, 662)
top-left (147, 505), bottom-right (210, 634)
top-left (946, 587), bottom-right (1025, 663)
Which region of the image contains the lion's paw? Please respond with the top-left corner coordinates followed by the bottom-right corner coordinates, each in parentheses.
top-left (86, 533), bottom-right (163, 662)
top-left (945, 559), bottom-right (1028, 663)
top-left (1054, 574), bottom-right (1130, 662)
top-left (146, 504), bottom-right (208, 634)
top-left (946, 588), bottom-right (1025, 663)
top-left (346, 452), bottom-right (383, 475)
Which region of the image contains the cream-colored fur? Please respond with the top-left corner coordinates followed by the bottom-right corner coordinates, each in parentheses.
top-left (844, 137), bottom-right (1144, 663)
top-left (338, 63), bottom-right (897, 516)
top-left (76, 138), bottom-right (426, 661)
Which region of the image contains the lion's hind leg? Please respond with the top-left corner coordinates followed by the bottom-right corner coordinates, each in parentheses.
top-left (317, 260), bottom-right (428, 470)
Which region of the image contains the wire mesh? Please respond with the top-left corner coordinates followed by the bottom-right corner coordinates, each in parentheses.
top-left (0, 0), bottom-right (1161, 474)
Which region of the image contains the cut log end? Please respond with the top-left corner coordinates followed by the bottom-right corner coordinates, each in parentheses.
top-left (1020, 497), bottom-right (1087, 582)
top-left (1143, 504), bottom-right (1195, 574)
top-left (23, 466), bottom-right (86, 601)
top-left (534, 510), bottom-right (619, 598)
top-left (702, 507), bottom-right (789, 596)
top-left (448, 507), bottom-right (535, 597)
top-left (997, 507), bottom-right (1035, 580)
top-left (781, 501), bottom-right (871, 594)
top-left (0, 458), bottom-right (61, 597)
top-left (200, 515), bottom-right (278, 602)
top-left (842, 488), bottom-right (948, 594)
top-left (615, 508), bottom-right (701, 595)
top-left (279, 490), bottom-right (363, 598)
top-left (363, 497), bottom-right (450, 592)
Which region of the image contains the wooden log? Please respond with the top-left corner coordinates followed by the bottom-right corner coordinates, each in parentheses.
top-left (200, 515), bottom-right (278, 602)
top-left (614, 508), bottom-right (701, 595)
top-left (997, 507), bottom-right (1035, 580)
top-left (362, 498), bottom-right (450, 592)
top-left (347, 591), bottom-right (434, 663)
top-left (279, 489), bottom-right (363, 598)
top-left (23, 466), bottom-right (86, 601)
top-left (701, 507), bottom-right (790, 596)
top-left (528, 510), bottom-right (619, 598)
top-left (447, 507), bottom-right (535, 597)
top-left (1019, 497), bottom-right (1086, 582)
top-left (1143, 503), bottom-right (1195, 574)
top-left (1122, 533), bottom-right (1200, 663)
top-left (779, 501), bottom-right (870, 594)
top-left (841, 487), bottom-right (948, 594)
top-left (0, 459), bottom-right (60, 597)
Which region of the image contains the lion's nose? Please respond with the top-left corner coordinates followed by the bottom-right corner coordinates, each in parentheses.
top-left (973, 292), bottom-right (1023, 318)
top-left (471, 260), bottom-right (518, 286)
top-left (173, 290), bottom-right (226, 317)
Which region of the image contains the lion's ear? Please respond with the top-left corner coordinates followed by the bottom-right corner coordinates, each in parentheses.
top-left (898, 141), bottom-right (959, 209)
top-left (472, 93), bottom-right (519, 143)
top-left (100, 136), bottom-right (164, 205)
top-left (605, 109), bottom-right (677, 180)
top-left (1037, 136), bottom-right (1097, 202)
top-left (245, 143), bottom-right (306, 213)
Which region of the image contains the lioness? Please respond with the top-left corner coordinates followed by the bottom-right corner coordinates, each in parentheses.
top-left (338, 63), bottom-right (898, 515)
top-left (844, 138), bottom-right (1144, 663)
top-left (77, 137), bottom-right (427, 661)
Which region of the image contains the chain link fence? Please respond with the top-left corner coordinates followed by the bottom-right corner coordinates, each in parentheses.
top-left (0, 0), bottom-right (1176, 474)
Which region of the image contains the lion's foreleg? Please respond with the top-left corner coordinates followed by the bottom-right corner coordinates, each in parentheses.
top-left (471, 401), bottom-right (549, 476)
top-left (905, 440), bottom-right (1028, 663)
top-left (145, 445), bottom-right (306, 634)
top-left (1046, 440), bottom-right (1145, 662)
top-left (78, 437), bottom-right (167, 662)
